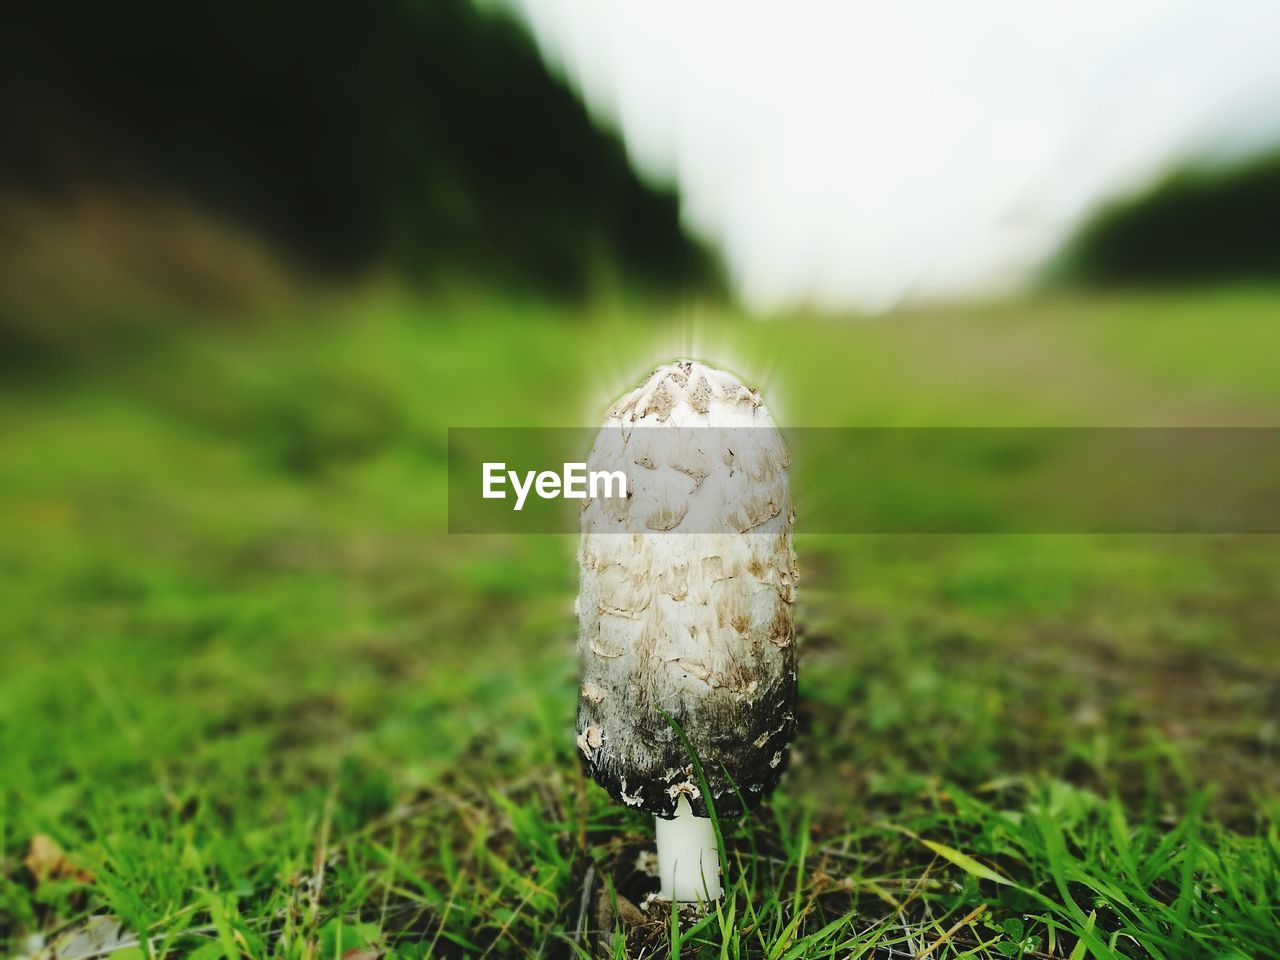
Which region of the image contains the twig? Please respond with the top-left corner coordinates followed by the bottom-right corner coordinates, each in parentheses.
top-left (309, 781), bottom-right (338, 929)
top-left (914, 903), bottom-right (988, 960)
top-left (574, 862), bottom-right (596, 944)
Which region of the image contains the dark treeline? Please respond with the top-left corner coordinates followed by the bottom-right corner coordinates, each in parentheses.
top-left (1060, 148), bottom-right (1280, 286)
top-left (0, 0), bottom-right (713, 295)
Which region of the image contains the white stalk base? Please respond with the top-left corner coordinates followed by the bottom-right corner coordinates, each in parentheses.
top-left (655, 797), bottom-right (722, 902)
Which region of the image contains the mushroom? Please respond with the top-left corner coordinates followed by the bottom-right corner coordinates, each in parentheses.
top-left (576, 360), bottom-right (797, 903)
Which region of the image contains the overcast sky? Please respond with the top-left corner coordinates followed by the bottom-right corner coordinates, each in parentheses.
top-left (505, 0), bottom-right (1280, 311)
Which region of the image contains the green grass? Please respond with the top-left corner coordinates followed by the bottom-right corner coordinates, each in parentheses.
top-left (2, 287), bottom-right (1279, 958)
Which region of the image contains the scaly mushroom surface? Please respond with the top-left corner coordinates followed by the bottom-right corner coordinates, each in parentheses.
top-left (576, 360), bottom-right (797, 900)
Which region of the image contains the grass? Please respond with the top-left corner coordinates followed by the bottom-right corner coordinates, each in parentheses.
top-left (1, 286), bottom-right (1279, 958)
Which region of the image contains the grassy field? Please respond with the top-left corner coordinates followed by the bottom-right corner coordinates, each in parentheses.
top-left (2, 287), bottom-right (1278, 958)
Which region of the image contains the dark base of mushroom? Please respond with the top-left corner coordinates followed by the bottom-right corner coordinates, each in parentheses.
top-left (576, 678), bottom-right (796, 820)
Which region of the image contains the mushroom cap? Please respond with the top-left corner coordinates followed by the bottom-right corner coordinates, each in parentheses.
top-left (576, 360), bottom-right (797, 819)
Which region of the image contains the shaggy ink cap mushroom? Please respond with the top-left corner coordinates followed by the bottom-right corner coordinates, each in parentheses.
top-left (575, 360), bottom-right (798, 830)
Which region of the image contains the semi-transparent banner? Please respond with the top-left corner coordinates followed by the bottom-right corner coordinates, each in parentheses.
top-left (447, 427), bottom-right (1280, 533)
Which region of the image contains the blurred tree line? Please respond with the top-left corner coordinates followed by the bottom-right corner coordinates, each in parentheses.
top-left (0, 0), bottom-right (714, 296)
top-left (2, 0), bottom-right (1273, 313)
top-left (1060, 148), bottom-right (1280, 287)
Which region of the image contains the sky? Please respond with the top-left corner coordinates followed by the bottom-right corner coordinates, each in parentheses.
top-left (505, 0), bottom-right (1280, 311)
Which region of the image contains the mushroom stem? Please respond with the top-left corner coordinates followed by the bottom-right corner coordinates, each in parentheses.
top-left (655, 796), bottom-right (722, 902)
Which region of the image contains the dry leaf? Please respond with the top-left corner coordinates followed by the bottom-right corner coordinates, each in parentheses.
top-left (29, 915), bottom-right (138, 959)
top-left (24, 834), bottom-right (94, 885)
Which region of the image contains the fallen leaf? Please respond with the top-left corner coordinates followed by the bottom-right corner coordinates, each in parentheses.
top-left (24, 835), bottom-right (94, 886)
top-left (32, 915), bottom-right (139, 959)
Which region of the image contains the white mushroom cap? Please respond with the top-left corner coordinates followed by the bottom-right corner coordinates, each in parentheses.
top-left (576, 360), bottom-right (797, 818)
